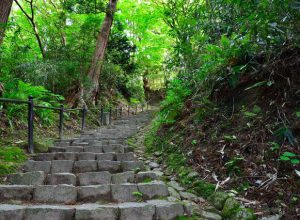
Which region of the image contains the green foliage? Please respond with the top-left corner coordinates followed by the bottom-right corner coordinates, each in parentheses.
top-left (2, 80), bottom-right (63, 125)
top-left (225, 156), bottom-right (244, 176)
top-left (0, 146), bottom-right (27, 176)
top-left (279, 152), bottom-right (300, 165)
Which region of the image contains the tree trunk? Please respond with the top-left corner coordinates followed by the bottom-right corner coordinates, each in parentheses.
top-left (86, 0), bottom-right (118, 104)
top-left (0, 0), bottom-right (13, 46)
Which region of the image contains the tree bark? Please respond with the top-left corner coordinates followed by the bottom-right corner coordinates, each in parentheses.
top-left (0, 0), bottom-right (13, 46)
top-left (86, 0), bottom-right (118, 104)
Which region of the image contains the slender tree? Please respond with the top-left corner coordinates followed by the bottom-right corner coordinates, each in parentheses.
top-left (14, 0), bottom-right (46, 58)
top-left (86, 0), bottom-right (118, 104)
top-left (0, 0), bottom-right (14, 46)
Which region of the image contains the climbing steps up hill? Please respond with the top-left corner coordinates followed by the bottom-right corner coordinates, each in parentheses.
top-left (0, 112), bottom-right (187, 220)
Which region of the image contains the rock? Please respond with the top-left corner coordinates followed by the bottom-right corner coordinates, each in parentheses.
top-left (259, 215), bottom-right (281, 220)
top-left (167, 181), bottom-right (185, 191)
top-left (73, 161), bottom-right (98, 173)
top-left (23, 161), bottom-right (51, 174)
top-left (111, 171), bottom-right (135, 184)
top-left (25, 205), bottom-right (75, 220)
top-left (183, 200), bottom-right (202, 216)
top-left (0, 204), bottom-right (25, 220)
top-left (33, 185), bottom-right (77, 204)
top-left (33, 153), bottom-right (55, 161)
top-left (222, 197), bottom-right (241, 217)
top-left (179, 191), bottom-right (199, 202)
top-left (168, 187), bottom-right (181, 200)
top-left (75, 204), bottom-right (118, 220)
top-left (51, 160), bottom-right (74, 173)
top-left (47, 173), bottom-right (76, 185)
top-left (152, 168), bottom-right (163, 172)
top-left (111, 184), bottom-right (139, 203)
top-left (84, 146), bottom-right (103, 153)
top-left (78, 185), bottom-right (111, 202)
top-left (167, 196), bottom-right (180, 202)
top-left (78, 171), bottom-right (111, 185)
top-left (136, 171), bottom-right (158, 182)
top-left (201, 211), bottom-right (222, 220)
top-left (148, 162), bottom-right (159, 169)
top-left (231, 208), bottom-right (256, 220)
top-left (98, 161), bottom-right (121, 173)
top-left (55, 152), bottom-right (78, 160)
top-left (96, 153), bottom-right (116, 161)
top-left (118, 202), bottom-right (155, 220)
top-left (8, 171), bottom-right (45, 185)
top-left (164, 168), bottom-right (173, 176)
top-left (147, 200), bottom-right (184, 220)
top-left (138, 182), bottom-right (169, 199)
top-left (77, 153), bottom-right (96, 160)
top-left (208, 191), bottom-right (230, 210)
top-left (116, 152), bottom-right (136, 161)
top-left (0, 185), bottom-right (33, 201)
top-left (122, 161), bottom-right (145, 172)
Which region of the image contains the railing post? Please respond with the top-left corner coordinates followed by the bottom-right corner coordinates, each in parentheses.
top-left (109, 108), bottom-right (112, 125)
top-left (128, 105), bottom-right (130, 116)
top-left (100, 106), bottom-right (104, 126)
top-left (120, 107), bottom-right (122, 117)
top-left (28, 96), bottom-right (34, 154)
top-left (135, 105), bottom-right (137, 115)
top-left (81, 106), bottom-right (87, 130)
top-left (59, 104), bottom-right (64, 139)
top-left (142, 103), bottom-right (144, 112)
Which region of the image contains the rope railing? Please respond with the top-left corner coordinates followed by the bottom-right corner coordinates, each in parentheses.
top-left (0, 96), bottom-right (150, 154)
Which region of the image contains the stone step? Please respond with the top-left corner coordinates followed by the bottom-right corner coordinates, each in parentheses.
top-left (0, 182), bottom-right (169, 203)
top-left (7, 171), bottom-right (158, 186)
top-left (33, 152), bottom-right (137, 162)
top-left (48, 145), bottom-right (129, 154)
top-left (0, 200), bottom-right (184, 220)
top-left (23, 160), bottom-right (145, 174)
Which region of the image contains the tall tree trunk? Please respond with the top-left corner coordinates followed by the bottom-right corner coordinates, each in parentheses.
top-left (86, 0), bottom-right (118, 104)
top-left (0, 0), bottom-right (13, 46)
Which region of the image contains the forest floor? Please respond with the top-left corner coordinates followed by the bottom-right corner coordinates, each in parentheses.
top-left (151, 48), bottom-right (300, 219)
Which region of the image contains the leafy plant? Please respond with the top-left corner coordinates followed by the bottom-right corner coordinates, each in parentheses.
top-left (279, 152), bottom-right (300, 165)
top-left (225, 156), bottom-right (245, 175)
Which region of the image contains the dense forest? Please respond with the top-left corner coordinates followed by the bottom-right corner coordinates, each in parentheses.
top-left (0, 0), bottom-right (300, 219)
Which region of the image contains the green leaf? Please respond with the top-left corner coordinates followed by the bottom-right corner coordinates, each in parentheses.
top-left (279, 156), bottom-right (290, 161)
top-left (282, 152), bottom-right (296, 157)
top-left (291, 159), bottom-right (300, 165)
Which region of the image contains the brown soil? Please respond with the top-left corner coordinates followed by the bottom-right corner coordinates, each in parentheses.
top-left (160, 48), bottom-right (300, 219)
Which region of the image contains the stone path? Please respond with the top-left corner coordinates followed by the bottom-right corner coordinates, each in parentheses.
top-left (0, 112), bottom-right (188, 220)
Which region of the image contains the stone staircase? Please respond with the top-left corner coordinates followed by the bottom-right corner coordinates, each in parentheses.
top-left (0, 112), bottom-right (186, 220)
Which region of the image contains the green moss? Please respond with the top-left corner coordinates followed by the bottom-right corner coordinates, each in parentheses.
top-left (193, 180), bottom-right (216, 199)
top-left (177, 216), bottom-right (202, 220)
top-left (222, 197), bottom-right (241, 218)
top-left (0, 146), bottom-right (27, 176)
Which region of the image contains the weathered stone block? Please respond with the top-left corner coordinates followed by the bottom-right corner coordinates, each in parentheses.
top-left (84, 146), bottom-right (103, 153)
top-left (78, 171), bottom-right (111, 186)
top-left (111, 184), bottom-right (139, 203)
top-left (122, 161), bottom-right (144, 172)
top-left (51, 160), bottom-right (74, 173)
top-left (55, 152), bottom-right (78, 161)
top-left (33, 153), bottom-right (56, 161)
top-left (118, 202), bottom-right (155, 220)
top-left (147, 200), bottom-right (184, 220)
top-left (98, 161), bottom-right (121, 173)
top-left (102, 145), bottom-right (124, 154)
top-left (96, 153), bottom-right (116, 161)
top-left (138, 182), bottom-right (169, 200)
top-left (33, 185), bottom-right (77, 204)
top-left (25, 205), bottom-right (75, 220)
top-left (111, 171), bottom-right (135, 184)
top-left (136, 172), bottom-right (157, 183)
top-left (74, 160), bottom-right (97, 173)
top-left (47, 173), bottom-right (77, 185)
top-left (78, 185), bottom-right (111, 202)
top-left (0, 204), bottom-right (25, 220)
top-left (0, 185), bottom-right (33, 201)
top-left (75, 204), bottom-right (118, 220)
top-left (23, 161), bottom-right (51, 174)
top-left (116, 153), bottom-right (136, 161)
top-left (8, 171), bottom-right (45, 185)
top-left (78, 153), bottom-right (96, 161)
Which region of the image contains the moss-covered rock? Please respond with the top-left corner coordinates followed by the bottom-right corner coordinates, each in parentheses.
top-left (222, 197), bottom-right (241, 217)
top-left (208, 191), bottom-right (230, 210)
top-left (231, 208), bottom-right (256, 220)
